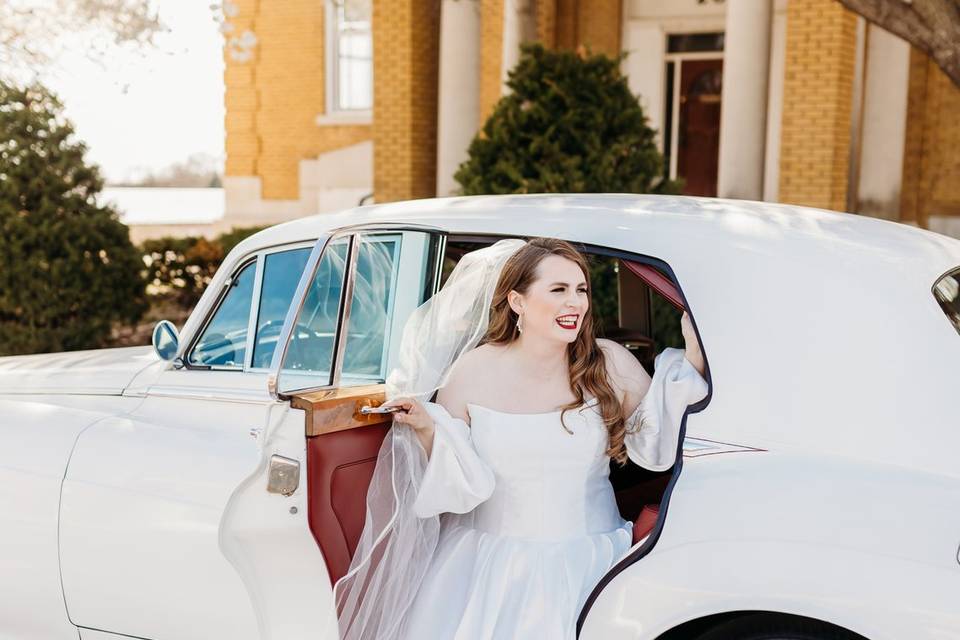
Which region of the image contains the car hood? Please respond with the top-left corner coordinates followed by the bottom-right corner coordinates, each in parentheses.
top-left (0, 346), bottom-right (160, 395)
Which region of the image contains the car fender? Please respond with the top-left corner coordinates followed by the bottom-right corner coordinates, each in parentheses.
top-left (581, 452), bottom-right (960, 640)
top-left (581, 534), bottom-right (960, 640)
top-left (0, 395), bottom-right (140, 640)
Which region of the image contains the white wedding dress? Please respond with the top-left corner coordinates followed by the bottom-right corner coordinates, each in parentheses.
top-left (397, 348), bottom-right (708, 640)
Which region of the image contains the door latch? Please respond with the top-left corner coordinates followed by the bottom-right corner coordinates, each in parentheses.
top-left (267, 455), bottom-right (300, 496)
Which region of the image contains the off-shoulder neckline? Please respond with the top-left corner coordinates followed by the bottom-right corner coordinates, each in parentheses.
top-left (466, 396), bottom-right (600, 417)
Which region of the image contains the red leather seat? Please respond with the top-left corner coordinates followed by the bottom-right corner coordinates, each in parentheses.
top-left (632, 503), bottom-right (660, 544)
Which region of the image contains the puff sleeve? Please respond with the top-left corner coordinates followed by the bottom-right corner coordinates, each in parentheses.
top-left (625, 347), bottom-right (709, 471)
top-left (411, 401), bottom-right (497, 519)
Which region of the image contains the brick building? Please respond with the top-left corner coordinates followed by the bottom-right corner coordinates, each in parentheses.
top-left (222, 0), bottom-right (960, 238)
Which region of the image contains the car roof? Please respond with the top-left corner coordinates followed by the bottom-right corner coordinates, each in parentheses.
top-left (237, 194), bottom-right (960, 281)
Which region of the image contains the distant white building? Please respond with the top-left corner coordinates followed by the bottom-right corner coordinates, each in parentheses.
top-left (99, 187), bottom-right (226, 242)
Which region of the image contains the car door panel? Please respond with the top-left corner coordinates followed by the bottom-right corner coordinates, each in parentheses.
top-left (217, 403), bottom-right (340, 640)
top-left (59, 392), bottom-right (266, 639)
top-left (292, 384), bottom-right (394, 584)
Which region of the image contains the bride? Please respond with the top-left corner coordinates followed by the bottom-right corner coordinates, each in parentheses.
top-left (334, 237), bottom-right (708, 640)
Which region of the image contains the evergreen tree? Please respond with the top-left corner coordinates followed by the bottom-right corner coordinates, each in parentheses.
top-left (455, 43), bottom-right (677, 195)
top-left (0, 81), bottom-right (146, 355)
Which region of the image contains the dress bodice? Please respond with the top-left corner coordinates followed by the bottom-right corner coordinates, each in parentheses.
top-left (464, 398), bottom-right (627, 540)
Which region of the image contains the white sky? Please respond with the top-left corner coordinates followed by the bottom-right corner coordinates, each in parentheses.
top-left (40, 1), bottom-right (226, 184)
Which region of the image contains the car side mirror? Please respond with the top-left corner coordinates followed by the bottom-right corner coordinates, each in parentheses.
top-left (152, 320), bottom-right (180, 361)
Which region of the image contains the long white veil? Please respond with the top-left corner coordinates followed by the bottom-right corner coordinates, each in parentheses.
top-left (333, 238), bottom-right (527, 640)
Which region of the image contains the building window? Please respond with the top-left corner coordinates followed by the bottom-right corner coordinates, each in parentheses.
top-left (326, 0), bottom-right (373, 113)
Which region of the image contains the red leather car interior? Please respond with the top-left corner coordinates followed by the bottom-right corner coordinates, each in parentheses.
top-left (307, 423), bottom-right (390, 585)
top-left (632, 504), bottom-right (660, 544)
top-left (622, 261), bottom-right (683, 310)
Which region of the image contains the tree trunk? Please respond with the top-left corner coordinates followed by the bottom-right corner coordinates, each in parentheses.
top-left (837, 0), bottom-right (960, 87)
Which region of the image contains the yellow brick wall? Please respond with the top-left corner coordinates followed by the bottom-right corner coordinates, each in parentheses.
top-left (535, 0), bottom-right (557, 48)
top-left (536, 0), bottom-right (619, 56)
top-left (371, 0), bottom-right (441, 203)
top-left (575, 0), bottom-right (620, 57)
top-left (479, 0), bottom-right (505, 127)
top-left (480, 0), bottom-right (620, 126)
top-left (224, 0), bottom-right (371, 201)
top-left (778, 0), bottom-right (858, 212)
top-left (555, 0), bottom-right (577, 49)
top-left (900, 47), bottom-right (960, 227)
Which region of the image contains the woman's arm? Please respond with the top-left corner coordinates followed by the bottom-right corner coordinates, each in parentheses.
top-left (386, 349), bottom-right (476, 459)
top-left (680, 311), bottom-right (706, 377)
top-left (597, 338), bottom-right (651, 418)
top-left (598, 310), bottom-right (705, 416)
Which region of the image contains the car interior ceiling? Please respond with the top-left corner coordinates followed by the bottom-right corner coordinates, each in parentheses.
top-left (306, 238), bottom-right (687, 586)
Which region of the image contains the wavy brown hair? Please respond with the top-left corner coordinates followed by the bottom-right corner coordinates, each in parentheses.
top-left (480, 237), bottom-right (632, 465)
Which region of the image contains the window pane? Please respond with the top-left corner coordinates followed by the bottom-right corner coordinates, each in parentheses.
top-left (251, 247), bottom-right (311, 369)
top-left (934, 267), bottom-right (960, 336)
top-left (190, 261), bottom-right (256, 367)
top-left (341, 236), bottom-right (400, 380)
top-left (335, 0), bottom-right (372, 110)
top-left (341, 231), bottom-right (437, 386)
top-left (278, 237), bottom-right (350, 392)
top-left (666, 32), bottom-right (724, 53)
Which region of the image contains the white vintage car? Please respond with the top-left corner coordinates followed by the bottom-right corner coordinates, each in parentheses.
top-left (2, 195), bottom-right (959, 640)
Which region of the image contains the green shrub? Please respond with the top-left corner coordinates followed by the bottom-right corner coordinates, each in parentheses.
top-left (140, 236), bottom-right (223, 307)
top-left (0, 81), bottom-right (146, 356)
top-left (139, 225), bottom-right (267, 308)
top-left (455, 43), bottom-right (678, 195)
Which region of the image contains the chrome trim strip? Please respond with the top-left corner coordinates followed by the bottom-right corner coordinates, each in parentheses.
top-left (329, 221), bottom-right (444, 235)
top-left (267, 233), bottom-right (333, 399)
top-left (432, 234), bottom-right (447, 297)
top-left (330, 233), bottom-right (361, 389)
top-left (243, 254), bottom-right (266, 370)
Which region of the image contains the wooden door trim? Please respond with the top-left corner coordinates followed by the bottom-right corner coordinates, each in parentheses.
top-left (292, 383), bottom-right (393, 436)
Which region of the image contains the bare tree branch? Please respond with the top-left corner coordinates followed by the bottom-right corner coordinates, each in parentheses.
top-left (837, 0), bottom-right (960, 87)
top-left (0, 0), bottom-right (165, 81)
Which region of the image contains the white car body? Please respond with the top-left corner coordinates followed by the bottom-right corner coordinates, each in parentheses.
top-left (1, 194), bottom-right (958, 640)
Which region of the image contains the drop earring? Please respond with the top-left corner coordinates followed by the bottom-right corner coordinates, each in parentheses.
top-left (516, 311), bottom-right (524, 335)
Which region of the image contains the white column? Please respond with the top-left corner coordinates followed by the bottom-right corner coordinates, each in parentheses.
top-left (622, 22), bottom-right (666, 152)
top-left (501, 0), bottom-right (536, 88)
top-left (857, 24), bottom-right (910, 220)
top-left (717, 0), bottom-right (773, 200)
top-left (436, 0), bottom-right (481, 196)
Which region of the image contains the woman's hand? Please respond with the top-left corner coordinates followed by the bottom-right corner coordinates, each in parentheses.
top-left (680, 311), bottom-right (706, 377)
top-left (380, 397), bottom-right (434, 431)
top-left (380, 396), bottom-right (437, 456)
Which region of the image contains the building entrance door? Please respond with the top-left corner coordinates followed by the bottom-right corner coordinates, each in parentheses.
top-left (676, 59), bottom-right (722, 196)
top-left (662, 32), bottom-right (724, 198)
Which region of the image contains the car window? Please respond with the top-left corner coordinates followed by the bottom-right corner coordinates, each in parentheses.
top-left (934, 267), bottom-right (960, 336)
top-left (189, 260), bottom-right (256, 367)
top-left (277, 231), bottom-right (438, 395)
top-left (251, 247), bottom-right (312, 369)
top-left (340, 234), bottom-right (400, 380)
top-left (340, 231), bottom-right (436, 384)
top-left (277, 237), bottom-right (350, 391)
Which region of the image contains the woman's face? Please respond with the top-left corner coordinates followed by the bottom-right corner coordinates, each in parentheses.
top-left (510, 255), bottom-right (589, 344)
